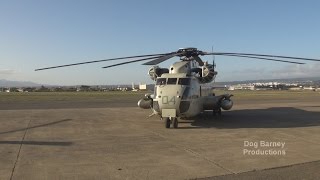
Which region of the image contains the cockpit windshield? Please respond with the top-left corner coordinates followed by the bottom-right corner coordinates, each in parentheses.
top-left (157, 78), bottom-right (190, 86)
top-left (167, 78), bottom-right (177, 85)
top-left (178, 78), bottom-right (191, 85)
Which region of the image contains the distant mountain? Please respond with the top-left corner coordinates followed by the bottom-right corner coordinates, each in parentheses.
top-left (0, 79), bottom-right (45, 87)
top-left (1, 76), bottom-right (320, 88)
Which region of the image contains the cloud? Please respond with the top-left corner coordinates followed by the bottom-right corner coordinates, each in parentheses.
top-left (219, 63), bottom-right (320, 81)
top-left (0, 69), bottom-right (15, 74)
top-left (270, 63), bottom-right (320, 78)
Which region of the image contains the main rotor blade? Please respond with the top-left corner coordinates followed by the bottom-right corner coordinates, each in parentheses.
top-left (142, 52), bottom-right (181, 65)
top-left (193, 56), bottom-right (204, 66)
top-left (102, 56), bottom-right (166, 69)
top-left (216, 54), bottom-right (305, 64)
top-left (204, 52), bottom-right (320, 62)
top-left (35, 53), bottom-right (167, 71)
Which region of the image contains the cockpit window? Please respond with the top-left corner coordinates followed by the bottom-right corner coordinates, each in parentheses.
top-left (178, 78), bottom-right (191, 85)
top-left (167, 78), bottom-right (177, 85)
top-left (156, 78), bottom-right (166, 85)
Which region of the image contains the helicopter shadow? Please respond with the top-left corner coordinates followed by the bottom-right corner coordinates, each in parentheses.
top-left (180, 107), bottom-right (320, 129)
top-left (0, 119), bottom-right (74, 146)
top-left (0, 140), bottom-right (72, 146)
top-left (0, 119), bottom-right (72, 135)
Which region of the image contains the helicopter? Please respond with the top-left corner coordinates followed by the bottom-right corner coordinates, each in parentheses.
top-left (35, 47), bottom-right (320, 128)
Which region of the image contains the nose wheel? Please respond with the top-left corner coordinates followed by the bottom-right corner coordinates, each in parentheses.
top-left (164, 117), bottom-right (178, 129)
top-left (173, 118), bottom-right (178, 128)
top-left (165, 117), bottom-right (171, 128)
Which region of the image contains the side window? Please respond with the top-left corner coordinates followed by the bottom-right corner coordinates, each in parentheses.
top-left (178, 78), bottom-right (191, 85)
top-left (167, 78), bottom-right (177, 85)
top-left (156, 78), bottom-right (166, 85)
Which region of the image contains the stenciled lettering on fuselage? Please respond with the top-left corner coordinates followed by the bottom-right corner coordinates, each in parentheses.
top-left (161, 96), bottom-right (176, 105)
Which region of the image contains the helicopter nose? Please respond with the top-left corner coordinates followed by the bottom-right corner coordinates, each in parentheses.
top-left (157, 93), bottom-right (192, 114)
top-left (158, 95), bottom-right (181, 108)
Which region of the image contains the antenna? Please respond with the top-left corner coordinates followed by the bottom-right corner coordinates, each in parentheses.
top-left (212, 45), bottom-right (217, 84)
top-left (212, 45), bottom-right (216, 69)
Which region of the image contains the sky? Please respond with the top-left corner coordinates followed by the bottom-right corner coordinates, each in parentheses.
top-left (1, 0), bottom-right (320, 85)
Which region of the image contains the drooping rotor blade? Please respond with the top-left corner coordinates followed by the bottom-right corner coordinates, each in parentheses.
top-left (203, 52), bottom-right (320, 62)
top-left (216, 54), bottom-right (305, 64)
top-left (193, 56), bottom-right (204, 66)
top-left (102, 56), bottom-right (166, 69)
top-left (35, 53), bottom-right (167, 71)
top-left (142, 52), bottom-right (182, 65)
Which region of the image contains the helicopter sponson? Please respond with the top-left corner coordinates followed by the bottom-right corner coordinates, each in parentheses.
top-left (203, 94), bottom-right (233, 111)
top-left (137, 94), bottom-right (153, 109)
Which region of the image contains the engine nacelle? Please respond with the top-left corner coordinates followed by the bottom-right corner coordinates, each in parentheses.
top-left (196, 65), bottom-right (217, 83)
top-left (148, 66), bottom-right (169, 81)
top-left (220, 99), bottom-right (233, 110)
top-left (137, 97), bottom-right (153, 109)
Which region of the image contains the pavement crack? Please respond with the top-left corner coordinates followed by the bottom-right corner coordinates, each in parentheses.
top-left (10, 114), bottom-right (32, 180)
top-left (183, 148), bottom-right (235, 174)
top-left (277, 131), bottom-right (320, 146)
top-left (147, 130), bottom-right (235, 174)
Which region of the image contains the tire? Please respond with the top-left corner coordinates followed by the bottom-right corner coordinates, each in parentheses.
top-left (217, 108), bottom-right (222, 115)
top-left (165, 117), bottom-right (170, 128)
top-left (173, 118), bottom-right (178, 129)
top-left (213, 108), bottom-right (222, 117)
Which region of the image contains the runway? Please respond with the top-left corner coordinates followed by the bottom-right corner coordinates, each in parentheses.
top-left (0, 92), bottom-right (319, 179)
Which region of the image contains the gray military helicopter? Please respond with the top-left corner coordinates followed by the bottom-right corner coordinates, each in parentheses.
top-left (36, 47), bottom-right (320, 128)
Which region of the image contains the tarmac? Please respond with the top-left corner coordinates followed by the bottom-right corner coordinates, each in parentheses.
top-left (0, 94), bottom-right (320, 179)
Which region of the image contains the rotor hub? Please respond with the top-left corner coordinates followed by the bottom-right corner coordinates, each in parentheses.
top-left (177, 47), bottom-right (201, 57)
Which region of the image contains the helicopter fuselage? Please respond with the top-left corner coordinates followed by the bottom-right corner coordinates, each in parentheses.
top-left (138, 60), bottom-right (233, 127)
top-left (153, 73), bottom-right (202, 118)
top-left (151, 74), bottom-right (233, 118)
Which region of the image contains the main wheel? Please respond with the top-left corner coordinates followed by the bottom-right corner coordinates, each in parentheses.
top-left (213, 108), bottom-right (222, 116)
top-left (173, 118), bottom-right (178, 129)
top-left (217, 108), bottom-right (222, 115)
top-left (165, 117), bottom-right (170, 128)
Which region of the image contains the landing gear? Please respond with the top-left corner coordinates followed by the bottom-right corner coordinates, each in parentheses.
top-left (164, 117), bottom-right (178, 129)
top-left (213, 108), bottom-right (222, 116)
top-left (165, 117), bottom-right (170, 128)
top-left (172, 118), bottom-right (178, 129)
